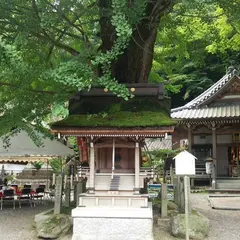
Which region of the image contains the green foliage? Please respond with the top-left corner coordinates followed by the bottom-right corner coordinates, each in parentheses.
top-left (49, 158), bottom-right (63, 174)
top-left (0, 0), bottom-right (239, 136)
top-left (0, 0), bottom-right (147, 135)
top-left (151, 149), bottom-right (178, 170)
top-left (151, 0), bottom-right (240, 101)
top-left (32, 161), bottom-right (44, 170)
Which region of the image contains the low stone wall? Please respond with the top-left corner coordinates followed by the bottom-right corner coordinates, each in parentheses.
top-left (72, 204), bottom-right (153, 240)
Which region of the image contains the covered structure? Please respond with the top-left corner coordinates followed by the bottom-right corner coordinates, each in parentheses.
top-left (0, 130), bottom-right (74, 175)
top-left (51, 84), bottom-right (175, 240)
top-left (171, 68), bottom-right (240, 189)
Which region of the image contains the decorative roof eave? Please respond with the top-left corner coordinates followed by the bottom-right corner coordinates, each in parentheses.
top-left (198, 75), bottom-right (240, 108)
top-left (0, 156), bottom-right (50, 163)
top-left (51, 126), bottom-right (175, 137)
top-left (177, 118), bottom-right (240, 126)
top-left (171, 69), bottom-right (240, 113)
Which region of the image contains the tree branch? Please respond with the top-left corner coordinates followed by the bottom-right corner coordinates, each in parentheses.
top-left (31, 0), bottom-right (80, 56)
top-left (43, 0), bottom-right (91, 46)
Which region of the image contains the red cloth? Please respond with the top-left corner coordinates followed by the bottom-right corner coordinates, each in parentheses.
top-left (0, 189), bottom-right (35, 197)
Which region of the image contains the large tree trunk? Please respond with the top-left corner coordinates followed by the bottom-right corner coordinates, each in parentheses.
top-left (99, 0), bottom-right (174, 84)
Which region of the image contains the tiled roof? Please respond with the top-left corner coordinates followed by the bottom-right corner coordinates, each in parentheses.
top-left (171, 104), bottom-right (240, 119)
top-left (145, 136), bottom-right (172, 150)
top-left (171, 68), bottom-right (240, 120)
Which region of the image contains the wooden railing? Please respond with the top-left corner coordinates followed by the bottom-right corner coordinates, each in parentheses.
top-left (140, 167), bottom-right (208, 179)
top-left (77, 166), bottom-right (90, 178)
top-left (77, 166), bottom-right (208, 179)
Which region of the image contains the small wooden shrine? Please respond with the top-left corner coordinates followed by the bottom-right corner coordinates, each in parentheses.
top-left (171, 68), bottom-right (240, 188)
top-left (51, 84), bottom-right (175, 240)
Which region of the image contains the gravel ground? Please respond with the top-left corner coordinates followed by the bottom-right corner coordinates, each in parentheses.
top-left (190, 193), bottom-right (240, 240)
top-left (154, 193), bottom-right (240, 240)
top-left (1, 194), bottom-right (240, 240)
top-left (0, 201), bottom-right (54, 240)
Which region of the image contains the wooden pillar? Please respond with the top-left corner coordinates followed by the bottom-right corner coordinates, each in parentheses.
top-left (112, 138), bottom-right (115, 179)
top-left (89, 140), bottom-right (95, 193)
top-left (212, 125), bottom-right (217, 189)
top-left (135, 141), bottom-right (140, 193)
top-left (187, 124), bottom-right (192, 153)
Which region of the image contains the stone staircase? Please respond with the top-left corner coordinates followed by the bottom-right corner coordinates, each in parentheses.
top-left (216, 178), bottom-right (240, 190)
top-left (208, 178), bottom-right (240, 194)
top-left (110, 175), bottom-right (120, 191)
top-left (86, 174), bottom-right (136, 193)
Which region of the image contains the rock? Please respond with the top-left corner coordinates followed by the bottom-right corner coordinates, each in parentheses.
top-left (36, 213), bottom-right (72, 239)
top-left (170, 210), bottom-right (209, 240)
top-left (167, 201), bottom-right (178, 210)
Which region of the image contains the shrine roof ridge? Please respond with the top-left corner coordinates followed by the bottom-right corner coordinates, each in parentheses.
top-left (171, 68), bottom-right (240, 113)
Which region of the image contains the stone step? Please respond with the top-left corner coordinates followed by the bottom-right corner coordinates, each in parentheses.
top-left (216, 184), bottom-right (240, 190)
top-left (208, 189), bottom-right (240, 193)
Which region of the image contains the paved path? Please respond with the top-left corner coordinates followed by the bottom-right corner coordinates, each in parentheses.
top-left (0, 202), bottom-right (54, 240)
top-left (209, 196), bottom-right (240, 210)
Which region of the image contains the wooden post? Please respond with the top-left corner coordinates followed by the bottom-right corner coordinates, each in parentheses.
top-left (54, 175), bottom-right (62, 215)
top-left (184, 176), bottom-right (190, 240)
top-left (52, 173), bottom-right (56, 185)
top-left (135, 141), bottom-right (140, 193)
top-left (64, 175), bottom-right (67, 189)
top-left (112, 138), bottom-right (115, 179)
top-left (190, 178), bottom-right (194, 188)
top-left (180, 178), bottom-right (185, 213)
top-left (174, 176), bottom-right (184, 213)
top-left (64, 179), bottom-right (71, 207)
top-left (70, 174), bottom-right (73, 190)
top-left (161, 183), bottom-right (168, 218)
top-left (170, 164), bottom-right (174, 184)
top-left (174, 176), bottom-right (179, 205)
top-left (89, 141), bottom-right (95, 193)
top-left (212, 125), bottom-right (217, 189)
top-left (187, 124), bottom-right (192, 153)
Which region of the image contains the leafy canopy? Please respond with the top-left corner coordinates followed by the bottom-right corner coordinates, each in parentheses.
top-left (0, 0), bottom-right (239, 135)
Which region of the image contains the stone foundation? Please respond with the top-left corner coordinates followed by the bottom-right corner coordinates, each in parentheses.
top-left (72, 205), bottom-right (153, 240)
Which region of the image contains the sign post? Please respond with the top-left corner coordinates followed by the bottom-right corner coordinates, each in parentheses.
top-left (174, 150), bottom-right (197, 240)
top-left (184, 175), bottom-right (189, 240)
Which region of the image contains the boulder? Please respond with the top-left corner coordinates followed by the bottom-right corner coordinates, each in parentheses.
top-left (36, 213), bottom-right (72, 239)
top-left (170, 210), bottom-right (209, 240)
top-left (167, 201), bottom-right (178, 210)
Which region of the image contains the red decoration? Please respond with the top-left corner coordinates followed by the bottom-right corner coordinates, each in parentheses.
top-left (77, 137), bottom-right (88, 162)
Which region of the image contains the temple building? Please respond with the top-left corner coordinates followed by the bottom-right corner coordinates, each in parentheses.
top-left (51, 84), bottom-right (175, 240)
top-left (171, 68), bottom-right (240, 189)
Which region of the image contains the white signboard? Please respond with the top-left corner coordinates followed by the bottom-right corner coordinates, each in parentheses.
top-left (174, 150), bottom-right (197, 175)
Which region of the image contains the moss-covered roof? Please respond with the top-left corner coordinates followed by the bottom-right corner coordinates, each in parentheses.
top-left (52, 111), bottom-right (176, 128)
top-left (51, 87), bottom-right (176, 129)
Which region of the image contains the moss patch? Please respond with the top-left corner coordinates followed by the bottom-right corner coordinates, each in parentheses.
top-left (52, 111), bottom-right (176, 128)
